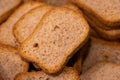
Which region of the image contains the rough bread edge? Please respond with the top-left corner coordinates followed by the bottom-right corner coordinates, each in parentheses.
top-left (0, 0), bottom-right (22, 24)
top-left (19, 7), bottom-right (90, 74)
top-left (14, 67), bottom-right (80, 80)
top-left (13, 5), bottom-right (52, 43)
top-left (71, 0), bottom-right (120, 29)
top-left (0, 43), bottom-right (29, 72)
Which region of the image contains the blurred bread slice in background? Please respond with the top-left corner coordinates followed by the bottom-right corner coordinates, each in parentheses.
top-left (0, 0), bottom-right (21, 24)
top-left (0, 1), bottom-right (43, 47)
top-left (0, 44), bottom-right (29, 80)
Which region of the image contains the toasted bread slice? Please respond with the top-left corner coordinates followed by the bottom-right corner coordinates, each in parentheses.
top-left (15, 67), bottom-right (80, 80)
top-left (0, 0), bottom-right (21, 24)
top-left (14, 5), bottom-right (53, 43)
top-left (81, 62), bottom-right (120, 80)
top-left (72, 0), bottom-right (120, 29)
top-left (19, 7), bottom-right (89, 74)
top-left (0, 44), bottom-right (28, 80)
top-left (82, 37), bottom-right (120, 73)
top-left (0, 1), bottom-right (43, 47)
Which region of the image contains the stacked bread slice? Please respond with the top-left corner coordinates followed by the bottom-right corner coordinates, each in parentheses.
top-left (72, 0), bottom-right (120, 40)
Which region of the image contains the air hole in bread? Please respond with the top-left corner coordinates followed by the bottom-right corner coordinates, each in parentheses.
top-left (53, 41), bottom-right (55, 44)
top-left (39, 77), bottom-right (42, 79)
top-left (46, 78), bottom-right (50, 80)
top-left (67, 37), bottom-right (69, 39)
top-left (33, 43), bottom-right (39, 48)
top-left (53, 25), bottom-right (59, 31)
top-left (44, 50), bottom-right (46, 53)
top-left (104, 55), bottom-right (109, 59)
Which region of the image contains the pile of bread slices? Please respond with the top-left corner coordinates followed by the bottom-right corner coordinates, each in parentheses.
top-left (0, 0), bottom-right (120, 80)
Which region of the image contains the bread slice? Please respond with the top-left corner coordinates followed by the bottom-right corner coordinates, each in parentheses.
top-left (82, 37), bottom-right (120, 73)
top-left (81, 61), bottom-right (120, 80)
top-left (14, 5), bottom-right (53, 43)
top-left (15, 67), bottom-right (80, 80)
top-left (0, 1), bottom-right (43, 47)
top-left (0, 0), bottom-right (21, 24)
top-left (72, 0), bottom-right (120, 29)
top-left (19, 7), bottom-right (89, 74)
top-left (0, 44), bottom-right (29, 80)
top-left (84, 11), bottom-right (120, 40)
